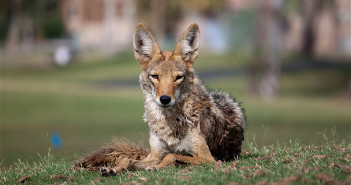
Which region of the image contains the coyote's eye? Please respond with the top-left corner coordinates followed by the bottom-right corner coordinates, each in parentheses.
top-left (175, 76), bottom-right (183, 81)
top-left (150, 75), bottom-right (158, 79)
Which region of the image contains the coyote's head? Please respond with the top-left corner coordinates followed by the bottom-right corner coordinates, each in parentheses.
top-left (133, 23), bottom-right (200, 107)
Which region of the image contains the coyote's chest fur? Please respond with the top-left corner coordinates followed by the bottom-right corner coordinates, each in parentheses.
top-left (144, 93), bottom-right (192, 147)
top-left (141, 74), bottom-right (196, 150)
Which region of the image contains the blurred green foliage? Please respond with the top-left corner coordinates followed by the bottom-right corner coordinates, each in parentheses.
top-left (0, 2), bottom-right (10, 43)
top-left (0, 0), bottom-right (64, 44)
top-left (21, 0), bottom-right (65, 38)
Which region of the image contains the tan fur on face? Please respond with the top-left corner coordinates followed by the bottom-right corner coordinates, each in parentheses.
top-left (146, 51), bottom-right (186, 104)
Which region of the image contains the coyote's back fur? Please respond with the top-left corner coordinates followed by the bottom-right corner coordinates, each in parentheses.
top-left (76, 23), bottom-right (246, 175)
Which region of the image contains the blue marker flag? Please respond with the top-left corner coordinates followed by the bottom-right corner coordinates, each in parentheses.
top-left (51, 132), bottom-right (62, 148)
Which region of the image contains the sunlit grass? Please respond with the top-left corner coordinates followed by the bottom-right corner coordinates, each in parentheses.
top-left (1, 135), bottom-right (350, 184)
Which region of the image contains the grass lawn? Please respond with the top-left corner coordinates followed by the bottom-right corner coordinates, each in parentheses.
top-left (1, 136), bottom-right (350, 184)
top-left (1, 52), bottom-right (350, 183)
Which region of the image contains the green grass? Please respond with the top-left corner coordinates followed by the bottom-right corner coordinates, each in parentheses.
top-left (1, 53), bottom-right (350, 183)
top-left (1, 136), bottom-right (350, 184)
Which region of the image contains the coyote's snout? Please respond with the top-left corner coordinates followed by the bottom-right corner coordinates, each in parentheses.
top-left (77, 23), bottom-right (246, 176)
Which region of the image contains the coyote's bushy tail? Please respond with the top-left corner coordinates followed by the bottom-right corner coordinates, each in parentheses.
top-left (75, 138), bottom-right (149, 169)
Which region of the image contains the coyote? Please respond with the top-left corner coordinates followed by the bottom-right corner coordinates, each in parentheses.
top-left (76, 23), bottom-right (246, 176)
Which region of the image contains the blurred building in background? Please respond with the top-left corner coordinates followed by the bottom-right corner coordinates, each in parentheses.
top-left (61, 0), bottom-right (136, 54)
top-left (314, 0), bottom-right (350, 57)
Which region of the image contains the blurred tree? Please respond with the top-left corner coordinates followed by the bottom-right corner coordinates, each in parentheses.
top-left (136, 0), bottom-right (177, 44)
top-left (151, 0), bottom-right (165, 44)
top-left (135, 0), bottom-right (225, 45)
top-left (22, 0), bottom-right (64, 38)
top-left (4, 0), bottom-right (21, 52)
top-left (4, 0), bottom-right (64, 53)
top-left (249, 0), bottom-right (285, 100)
top-left (0, 1), bottom-right (10, 43)
top-left (180, 0), bottom-right (225, 15)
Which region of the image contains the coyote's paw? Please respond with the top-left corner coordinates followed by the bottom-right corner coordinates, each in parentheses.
top-left (100, 167), bottom-right (118, 177)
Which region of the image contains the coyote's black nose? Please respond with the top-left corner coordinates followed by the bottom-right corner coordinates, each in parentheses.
top-left (160, 95), bottom-right (171, 105)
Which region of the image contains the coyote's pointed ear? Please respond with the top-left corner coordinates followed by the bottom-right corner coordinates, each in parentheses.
top-left (174, 24), bottom-right (200, 67)
top-left (133, 24), bottom-right (161, 66)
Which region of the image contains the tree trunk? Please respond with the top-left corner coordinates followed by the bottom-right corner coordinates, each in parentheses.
top-left (151, 0), bottom-right (165, 45)
top-left (300, 0), bottom-right (318, 56)
top-left (249, 0), bottom-right (282, 100)
top-left (103, 0), bottom-right (117, 54)
top-left (5, 0), bottom-right (22, 53)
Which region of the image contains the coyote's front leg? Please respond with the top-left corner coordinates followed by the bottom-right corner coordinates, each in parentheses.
top-left (155, 131), bottom-right (215, 169)
top-left (132, 133), bottom-right (168, 170)
top-left (132, 149), bottom-right (166, 170)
